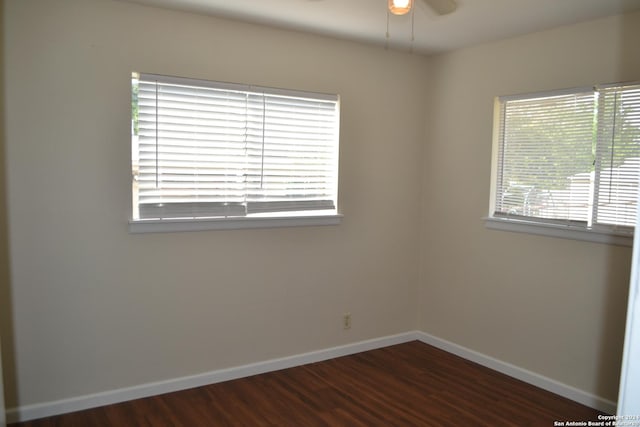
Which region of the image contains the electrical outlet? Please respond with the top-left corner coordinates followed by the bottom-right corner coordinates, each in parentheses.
top-left (343, 313), bottom-right (351, 330)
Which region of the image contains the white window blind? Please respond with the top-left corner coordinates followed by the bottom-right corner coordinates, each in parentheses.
top-left (131, 73), bottom-right (340, 221)
top-left (594, 84), bottom-right (640, 228)
top-left (492, 82), bottom-right (640, 236)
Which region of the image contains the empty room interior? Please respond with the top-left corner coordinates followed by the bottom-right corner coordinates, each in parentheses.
top-left (1, 0), bottom-right (640, 424)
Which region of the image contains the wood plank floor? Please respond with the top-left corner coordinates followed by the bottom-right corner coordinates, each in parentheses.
top-left (10, 341), bottom-right (606, 426)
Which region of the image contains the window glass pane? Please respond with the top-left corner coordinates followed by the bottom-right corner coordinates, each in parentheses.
top-left (594, 85), bottom-right (640, 227)
top-left (496, 92), bottom-right (595, 224)
top-left (245, 93), bottom-right (338, 213)
top-left (131, 73), bottom-right (339, 221)
top-left (492, 82), bottom-right (640, 237)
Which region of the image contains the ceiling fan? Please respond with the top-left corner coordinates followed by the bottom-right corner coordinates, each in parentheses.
top-left (388, 0), bottom-right (457, 16)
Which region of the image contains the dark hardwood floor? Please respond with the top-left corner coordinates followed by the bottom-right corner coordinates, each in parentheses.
top-left (10, 341), bottom-right (606, 426)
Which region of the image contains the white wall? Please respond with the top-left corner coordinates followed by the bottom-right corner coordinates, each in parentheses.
top-left (617, 195), bottom-right (640, 415)
top-left (420, 11), bottom-right (640, 402)
top-left (2, 0), bottom-right (427, 408)
top-left (0, 1), bottom-right (10, 423)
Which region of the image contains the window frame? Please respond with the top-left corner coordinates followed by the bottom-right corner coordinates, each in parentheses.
top-left (129, 72), bottom-right (342, 233)
top-left (485, 83), bottom-right (640, 247)
top-left (128, 213), bottom-right (343, 233)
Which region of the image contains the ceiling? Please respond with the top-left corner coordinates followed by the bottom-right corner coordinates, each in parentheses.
top-left (122, 0), bottom-right (640, 54)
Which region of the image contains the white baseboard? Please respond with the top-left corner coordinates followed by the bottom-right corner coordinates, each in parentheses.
top-left (6, 332), bottom-right (417, 423)
top-left (415, 331), bottom-right (617, 414)
top-left (6, 330), bottom-right (617, 423)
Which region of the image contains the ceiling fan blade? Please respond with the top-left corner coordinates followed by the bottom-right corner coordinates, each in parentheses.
top-left (421, 0), bottom-right (457, 15)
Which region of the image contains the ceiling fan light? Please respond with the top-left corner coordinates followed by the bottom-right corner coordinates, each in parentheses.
top-left (388, 0), bottom-right (413, 16)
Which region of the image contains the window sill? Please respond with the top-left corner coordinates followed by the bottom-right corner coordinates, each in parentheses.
top-left (484, 217), bottom-right (633, 247)
top-left (129, 213), bottom-right (343, 233)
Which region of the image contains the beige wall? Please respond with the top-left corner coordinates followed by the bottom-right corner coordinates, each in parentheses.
top-left (3, 0), bottom-right (640, 414)
top-left (2, 0), bottom-right (426, 406)
top-left (0, 0), bottom-right (13, 420)
top-left (419, 12), bottom-right (640, 402)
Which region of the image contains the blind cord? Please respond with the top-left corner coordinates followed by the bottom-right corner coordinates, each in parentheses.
top-left (261, 94), bottom-right (266, 188)
top-left (607, 91), bottom-right (619, 203)
top-left (155, 81), bottom-right (159, 188)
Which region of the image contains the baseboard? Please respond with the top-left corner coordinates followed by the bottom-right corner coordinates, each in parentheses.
top-left (415, 331), bottom-right (617, 414)
top-left (6, 330), bottom-right (618, 422)
top-left (6, 332), bottom-right (417, 423)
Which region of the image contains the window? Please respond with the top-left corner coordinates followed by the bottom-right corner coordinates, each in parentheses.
top-left (487, 82), bottom-right (640, 245)
top-left (130, 73), bottom-right (341, 232)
